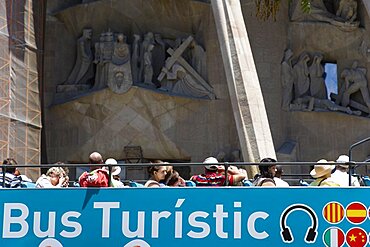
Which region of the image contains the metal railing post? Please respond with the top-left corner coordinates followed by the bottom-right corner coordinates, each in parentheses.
top-left (348, 137), bottom-right (370, 186)
top-left (2, 163), bottom-right (5, 188)
top-left (224, 162), bottom-right (229, 186)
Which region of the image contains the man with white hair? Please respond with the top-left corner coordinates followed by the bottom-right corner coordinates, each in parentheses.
top-left (331, 155), bottom-right (360, 187)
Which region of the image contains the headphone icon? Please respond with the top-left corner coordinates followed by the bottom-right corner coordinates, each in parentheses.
top-left (280, 204), bottom-right (318, 244)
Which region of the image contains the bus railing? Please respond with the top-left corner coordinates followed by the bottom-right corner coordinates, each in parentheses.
top-left (2, 161), bottom-right (369, 188)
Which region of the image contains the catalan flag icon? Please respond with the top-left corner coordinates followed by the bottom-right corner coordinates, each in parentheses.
top-left (346, 202), bottom-right (367, 224)
top-left (346, 227), bottom-right (368, 247)
top-left (323, 227), bottom-right (345, 247)
top-left (323, 202), bottom-right (344, 224)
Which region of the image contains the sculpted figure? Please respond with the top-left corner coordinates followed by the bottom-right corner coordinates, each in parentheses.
top-left (107, 33), bottom-right (132, 94)
top-left (65, 28), bottom-right (94, 85)
top-left (336, 0), bottom-right (357, 23)
top-left (189, 39), bottom-right (207, 80)
top-left (290, 0), bottom-right (359, 30)
top-left (131, 34), bottom-right (141, 83)
top-left (164, 63), bottom-right (215, 99)
top-left (293, 53), bottom-right (310, 99)
top-left (93, 33), bottom-right (105, 89)
top-left (291, 96), bottom-right (361, 115)
top-left (139, 32), bottom-right (154, 82)
top-left (340, 61), bottom-right (370, 114)
top-left (309, 54), bottom-right (327, 99)
top-left (144, 44), bottom-right (155, 85)
top-left (112, 33), bottom-right (129, 65)
top-left (93, 31), bottom-right (114, 90)
top-left (152, 34), bottom-right (166, 87)
top-left (281, 49), bottom-right (294, 111)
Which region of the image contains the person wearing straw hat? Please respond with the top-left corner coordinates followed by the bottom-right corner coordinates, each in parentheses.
top-left (331, 155), bottom-right (360, 187)
top-left (309, 159), bottom-right (340, 187)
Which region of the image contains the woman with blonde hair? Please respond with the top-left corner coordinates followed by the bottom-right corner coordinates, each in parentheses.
top-left (36, 167), bottom-right (69, 188)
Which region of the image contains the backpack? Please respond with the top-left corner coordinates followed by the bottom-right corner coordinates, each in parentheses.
top-left (79, 169), bottom-right (109, 187)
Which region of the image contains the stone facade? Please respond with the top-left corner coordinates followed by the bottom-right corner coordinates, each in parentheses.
top-left (43, 0), bottom-right (370, 177)
top-left (43, 0), bottom-right (240, 171)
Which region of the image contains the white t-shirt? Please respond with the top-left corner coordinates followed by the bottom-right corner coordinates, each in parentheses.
top-left (274, 177), bottom-right (290, 187)
top-left (331, 170), bottom-right (360, 187)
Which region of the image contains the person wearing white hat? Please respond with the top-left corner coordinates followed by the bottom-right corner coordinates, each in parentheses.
top-left (190, 157), bottom-right (247, 186)
top-left (309, 159), bottom-right (340, 187)
top-left (331, 155), bottom-right (360, 187)
top-left (105, 158), bottom-right (125, 188)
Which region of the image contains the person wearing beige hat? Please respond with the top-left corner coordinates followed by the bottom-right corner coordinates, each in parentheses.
top-left (331, 155), bottom-right (360, 187)
top-left (309, 159), bottom-right (340, 187)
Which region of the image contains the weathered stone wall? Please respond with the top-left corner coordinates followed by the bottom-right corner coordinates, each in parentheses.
top-left (44, 0), bottom-right (240, 165)
top-left (44, 0), bottom-right (370, 168)
top-left (241, 0), bottom-right (370, 163)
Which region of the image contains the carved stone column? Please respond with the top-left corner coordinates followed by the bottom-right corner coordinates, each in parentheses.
top-left (211, 0), bottom-right (276, 176)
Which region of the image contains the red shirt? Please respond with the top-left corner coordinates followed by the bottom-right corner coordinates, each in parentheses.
top-left (190, 171), bottom-right (234, 186)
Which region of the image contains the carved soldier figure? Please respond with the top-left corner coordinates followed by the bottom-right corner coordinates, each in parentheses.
top-left (309, 54), bottom-right (327, 99)
top-left (281, 49), bottom-right (294, 111)
top-left (144, 44), bottom-right (155, 85)
top-left (65, 28), bottom-right (94, 85)
top-left (139, 32), bottom-right (154, 83)
top-left (131, 34), bottom-right (141, 83)
top-left (93, 33), bottom-right (105, 89)
top-left (93, 31), bottom-right (114, 90)
top-left (152, 33), bottom-right (166, 87)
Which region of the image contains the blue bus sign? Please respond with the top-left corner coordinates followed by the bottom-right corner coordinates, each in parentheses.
top-left (0, 188), bottom-right (369, 246)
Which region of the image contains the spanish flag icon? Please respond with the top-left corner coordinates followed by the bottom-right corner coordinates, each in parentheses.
top-left (346, 202), bottom-right (367, 224)
top-left (323, 202), bottom-right (344, 224)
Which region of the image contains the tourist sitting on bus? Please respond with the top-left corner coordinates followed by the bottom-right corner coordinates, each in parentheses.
top-left (164, 164), bottom-right (186, 186)
top-left (145, 165), bottom-right (168, 187)
top-left (258, 178), bottom-right (276, 187)
top-left (331, 154), bottom-right (360, 187)
top-left (104, 158), bottom-right (125, 188)
top-left (253, 158), bottom-right (277, 186)
top-left (274, 165), bottom-right (290, 187)
top-left (0, 158), bottom-right (23, 188)
top-left (166, 170), bottom-right (185, 187)
top-left (309, 159), bottom-right (340, 187)
top-left (79, 152), bottom-right (109, 187)
top-left (36, 167), bottom-right (69, 188)
top-left (190, 157), bottom-right (247, 186)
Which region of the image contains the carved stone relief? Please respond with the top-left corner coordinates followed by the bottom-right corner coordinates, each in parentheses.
top-left (334, 61), bottom-right (370, 116)
top-left (290, 0), bottom-right (359, 31)
top-left (58, 28), bottom-right (94, 93)
top-left (281, 50), bottom-right (368, 117)
top-left (55, 29), bottom-right (215, 102)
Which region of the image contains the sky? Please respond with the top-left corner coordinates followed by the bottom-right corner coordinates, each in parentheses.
top-left (324, 63), bottom-right (338, 100)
